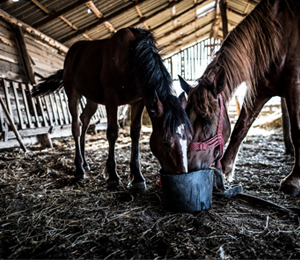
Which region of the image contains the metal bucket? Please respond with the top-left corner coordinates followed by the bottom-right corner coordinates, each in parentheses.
top-left (160, 169), bottom-right (214, 212)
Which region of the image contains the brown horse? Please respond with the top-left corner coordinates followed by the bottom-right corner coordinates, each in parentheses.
top-left (180, 0), bottom-right (300, 196)
top-left (31, 27), bottom-right (192, 190)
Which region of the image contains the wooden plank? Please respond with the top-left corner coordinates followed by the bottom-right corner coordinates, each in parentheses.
top-left (43, 95), bottom-right (53, 126)
top-left (220, 0), bottom-right (228, 38)
top-left (0, 41), bottom-right (20, 56)
top-left (0, 21), bottom-right (16, 40)
top-left (0, 48), bottom-right (23, 65)
top-left (0, 80), bottom-right (8, 141)
top-left (20, 83), bottom-right (34, 128)
top-left (24, 36), bottom-right (66, 61)
top-left (3, 80), bottom-right (13, 117)
top-left (53, 92), bottom-right (63, 125)
top-left (12, 24), bottom-right (36, 85)
top-left (0, 57), bottom-right (28, 83)
top-left (62, 90), bottom-right (72, 123)
top-left (49, 94), bottom-right (58, 125)
top-left (0, 9), bottom-right (69, 54)
top-left (37, 97), bottom-right (48, 127)
top-left (58, 90), bottom-right (69, 124)
top-left (12, 81), bottom-right (25, 129)
top-left (27, 84), bottom-right (41, 128)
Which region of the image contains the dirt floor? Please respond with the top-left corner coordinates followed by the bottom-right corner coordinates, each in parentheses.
top-left (0, 125), bottom-right (299, 259)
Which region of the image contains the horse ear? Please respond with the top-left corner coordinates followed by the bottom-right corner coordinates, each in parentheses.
top-left (148, 92), bottom-right (164, 118)
top-left (178, 75), bottom-right (192, 94)
top-left (179, 92), bottom-right (187, 110)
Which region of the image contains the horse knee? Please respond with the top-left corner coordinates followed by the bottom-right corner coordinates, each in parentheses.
top-left (107, 127), bottom-right (119, 142)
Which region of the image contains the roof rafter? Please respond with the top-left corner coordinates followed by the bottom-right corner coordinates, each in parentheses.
top-left (32, 0), bottom-right (91, 29)
top-left (30, 0), bottom-right (93, 41)
top-left (159, 20), bottom-right (213, 49)
top-left (157, 9), bottom-right (214, 42)
top-left (59, 0), bottom-right (151, 43)
top-left (149, 0), bottom-right (213, 33)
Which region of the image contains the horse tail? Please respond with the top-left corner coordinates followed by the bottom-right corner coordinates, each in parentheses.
top-left (31, 69), bottom-right (64, 97)
top-left (129, 28), bottom-right (173, 103)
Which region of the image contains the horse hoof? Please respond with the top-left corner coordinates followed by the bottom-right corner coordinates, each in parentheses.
top-left (84, 165), bottom-right (90, 171)
top-left (279, 184), bottom-right (300, 197)
top-left (74, 173), bottom-right (86, 180)
top-left (128, 181), bottom-right (147, 192)
top-left (107, 179), bottom-right (122, 189)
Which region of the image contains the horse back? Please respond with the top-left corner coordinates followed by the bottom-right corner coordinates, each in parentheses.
top-left (63, 28), bottom-right (141, 105)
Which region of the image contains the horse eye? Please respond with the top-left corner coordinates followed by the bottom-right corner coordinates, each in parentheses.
top-left (205, 120), bottom-right (211, 126)
top-left (163, 140), bottom-right (171, 148)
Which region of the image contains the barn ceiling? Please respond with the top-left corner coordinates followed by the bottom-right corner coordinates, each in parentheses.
top-left (0, 0), bottom-right (259, 57)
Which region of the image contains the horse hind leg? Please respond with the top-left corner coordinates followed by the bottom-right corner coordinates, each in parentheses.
top-left (280, 88), bottom-right (300, 196)
top-left (80, 100), bottom-right (98, 171)
top-left (128, 100), bottom-right (146, 191)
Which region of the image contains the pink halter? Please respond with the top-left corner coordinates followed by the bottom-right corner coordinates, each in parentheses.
top-left (188, 94), bottom-right (225, 169)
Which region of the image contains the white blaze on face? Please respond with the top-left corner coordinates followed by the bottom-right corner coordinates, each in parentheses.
top-left (176, 124), bottom-right (188, 172)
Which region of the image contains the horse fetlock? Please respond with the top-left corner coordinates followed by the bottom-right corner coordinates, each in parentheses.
top-left (83, 162), bottom-right (90, 171)
top-left (107, 178), bottom-right (122, 189)
top-left (74, 169), bottom-right (86, 180)
top-left (128, 181), bottom-right (147, 192)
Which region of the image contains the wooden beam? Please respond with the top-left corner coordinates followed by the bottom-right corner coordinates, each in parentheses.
top-left (86, 1), bottom-right (103, 18)
top-left (219, 0), bottom-right (228, 39)
top-left (149, 0), bottom-right (212, 32)
top-left (135, 5), bottom-right (143, 17)
top-left (157, 9), bottom-right (214, 42)
top-left (0, 9), bottom-right (68, 53)
top-left (59, 0), bottom-right (176, 43)
top-left (32, 0), bottom-right (90, 29)
top-left (31, 0), bottom-right (50, 14)
top-left (59, 16), bottom-right (78, 31)
top-left (159, 21), bottom-right (212, 49)
top-left (11, 24), bottom-right (36, 85)
top-left (30, 0), bottom-right (93, 41)
top-left (104, 21), bottom-right (116, 33)
top-left (162, 32), bottom-right (210, 56)
top-left (244, 2), bottom-right (251, 13)
top-left (210, 0), bottom-right (221, 38)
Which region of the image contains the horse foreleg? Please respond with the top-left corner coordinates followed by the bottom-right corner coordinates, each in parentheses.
top-left (281, 98), bottom-right (294, 155)
top-left (105, 104), bottom-right (121, 187)
top-left (67, 90), bottom-right (85, 179)
top-left (129, 100), bottom-right (146, 191)
top-left (280, 88), bottom-right (300, 196)
top-left (222, 94), bottom-right (270, 181)
top-left (80, 100), bottom-right (98, 171)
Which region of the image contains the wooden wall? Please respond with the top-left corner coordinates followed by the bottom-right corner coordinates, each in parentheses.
top-left (0, 18), bottom-right (108, 150)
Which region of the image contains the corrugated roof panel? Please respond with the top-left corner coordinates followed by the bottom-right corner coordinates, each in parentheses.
top-left (0, 0), bottom-right (261, 56)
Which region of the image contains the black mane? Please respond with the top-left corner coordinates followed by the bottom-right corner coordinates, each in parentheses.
top-left (129, 27), bottom-right (192, 135)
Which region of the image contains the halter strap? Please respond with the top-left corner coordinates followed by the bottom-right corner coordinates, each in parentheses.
top-left (188, 93), bottom-right (225, 169)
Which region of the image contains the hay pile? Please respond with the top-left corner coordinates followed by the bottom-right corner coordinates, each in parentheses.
top-left (0, 127), bottom-right (299, 259)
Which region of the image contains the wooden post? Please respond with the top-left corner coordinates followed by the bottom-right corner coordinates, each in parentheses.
top-left (219, 0), bottom-right (228, 39)
top-left (37, 133), bottom-right (53, 148)
top-left (11, 24), bottom-right (36, 85)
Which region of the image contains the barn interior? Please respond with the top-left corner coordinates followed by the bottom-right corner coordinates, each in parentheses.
top-left (0, 0), bottom-right (299, 259)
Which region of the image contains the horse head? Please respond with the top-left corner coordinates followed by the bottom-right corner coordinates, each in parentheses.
top-left (147, 92), bottom-right (192, 174)
top-left (178, 75), bottom-right (231, 172)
